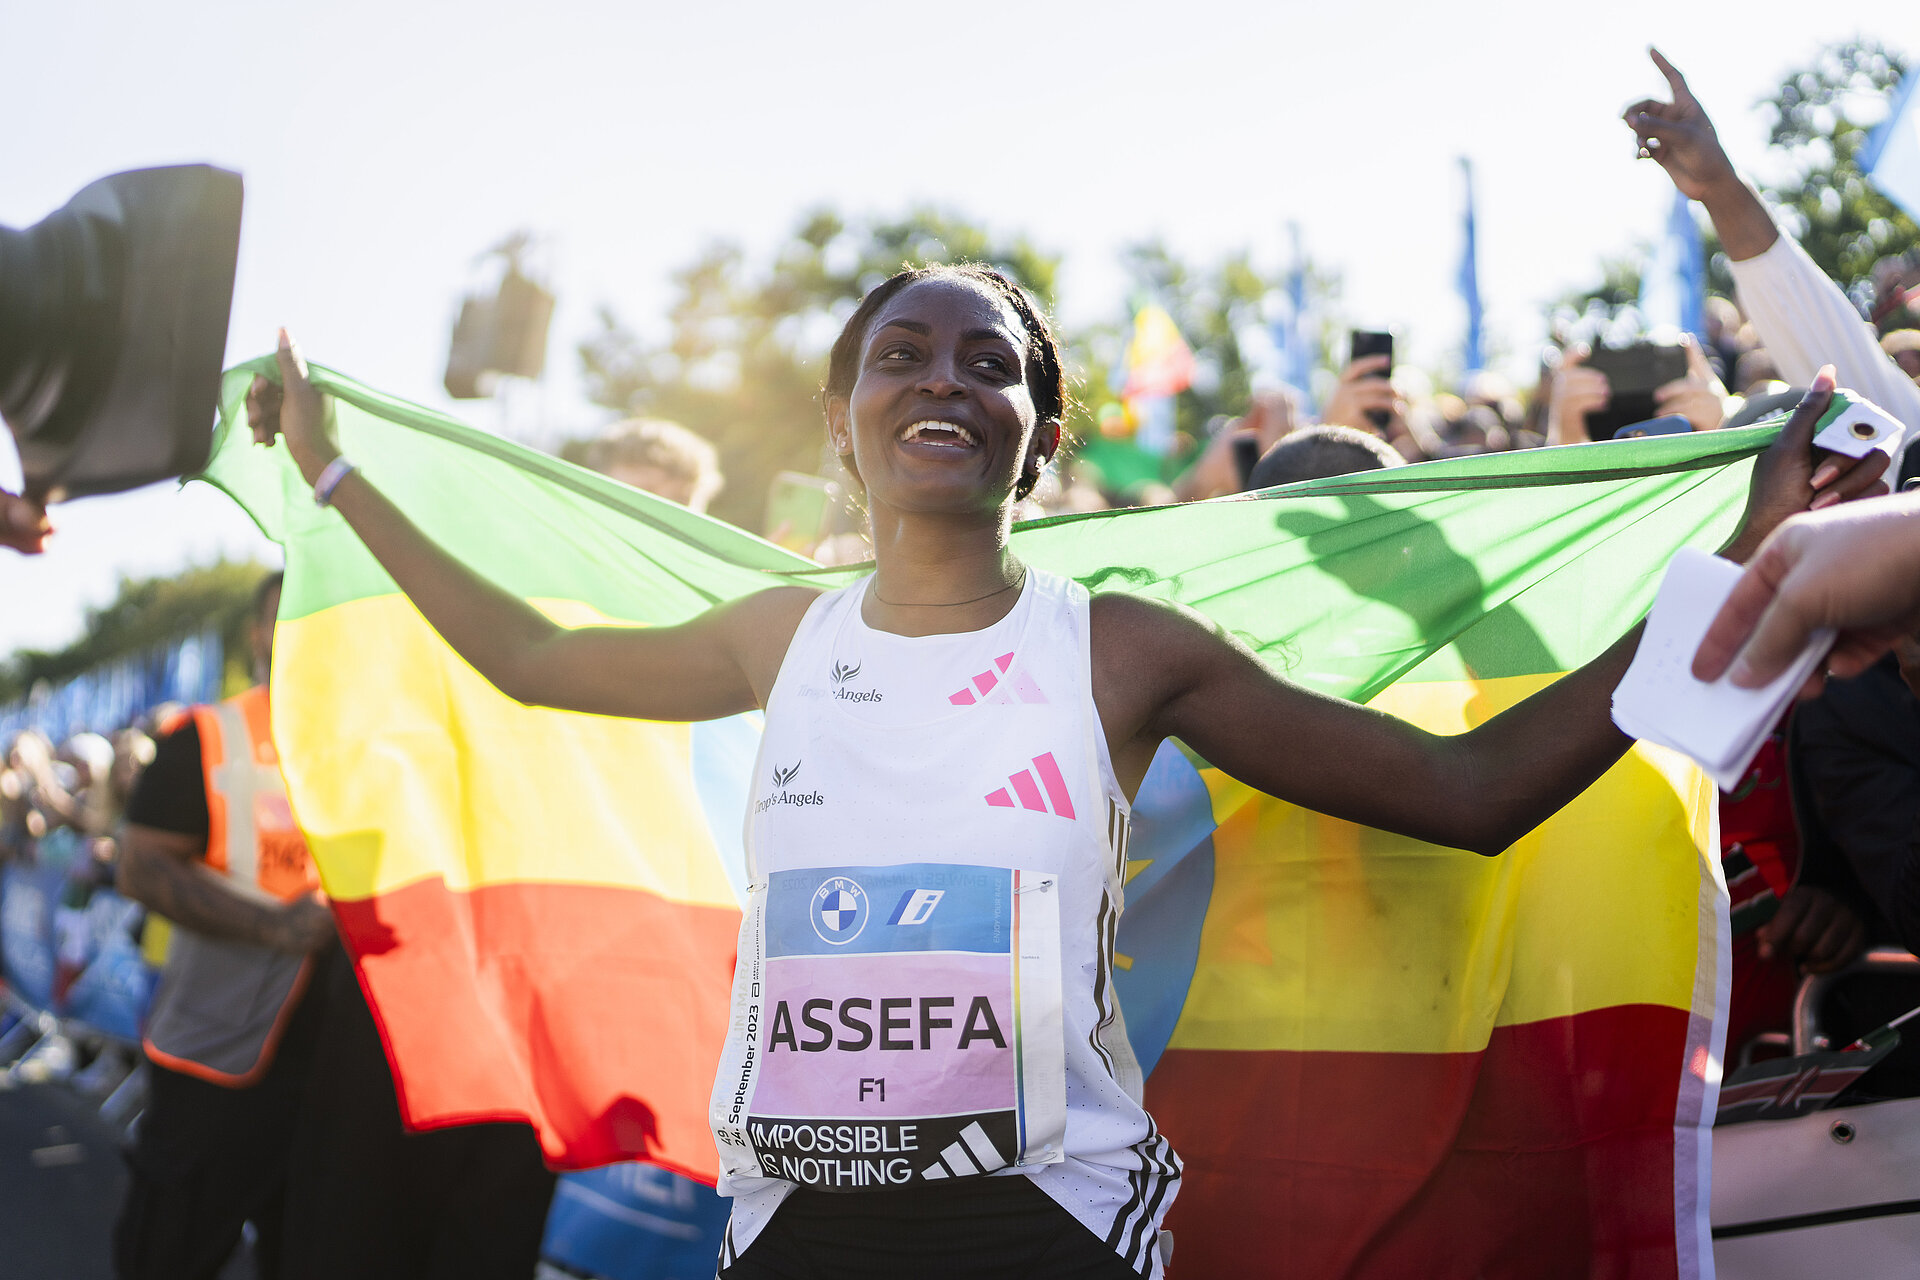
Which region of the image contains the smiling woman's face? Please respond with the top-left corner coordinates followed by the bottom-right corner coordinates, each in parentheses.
top-left (831, 278), bottom-right (1050, 517)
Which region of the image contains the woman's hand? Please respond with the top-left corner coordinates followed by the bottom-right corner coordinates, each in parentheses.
top-left (1545, 347), bottom-right (1609, 445)
top-left (1655, 336), bottom-right (1728, 433)
top-left (247, 329), bottom-right (339, 486)
top-left (1721, 367), bottom-right (1891, 565)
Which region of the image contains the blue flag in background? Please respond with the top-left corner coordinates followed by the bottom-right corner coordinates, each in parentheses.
top-left (1641, 188), bottom-right (1706, 340)
top-left (1862, 68), bottom-right (1920, 224)
top-left (1457, 158), bottom-right (1484, 375)
top-left (1271, 223), bottom-right (1316, 408)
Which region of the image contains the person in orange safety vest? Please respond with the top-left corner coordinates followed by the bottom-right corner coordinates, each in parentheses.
top-left (113, 571), bottom-right (337, 1280)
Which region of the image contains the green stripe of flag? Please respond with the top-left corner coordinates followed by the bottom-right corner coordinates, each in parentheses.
top-left (201, 358), bottom-right (1774, 701)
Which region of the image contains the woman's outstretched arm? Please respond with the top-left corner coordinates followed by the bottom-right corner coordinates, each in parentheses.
top-left (1096, 376), bottom-right (1888, 855)
top-left (252, 332), bottom-right (809, 721)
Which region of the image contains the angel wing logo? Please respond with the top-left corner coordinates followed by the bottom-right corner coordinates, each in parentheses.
top-left (830, 660), bottom-right (861, 685)
top-left (772, 761), bottom-right (802, 789)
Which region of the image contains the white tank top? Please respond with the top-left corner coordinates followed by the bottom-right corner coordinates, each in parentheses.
top-left (709, 569), bottom-right (1178, 1277)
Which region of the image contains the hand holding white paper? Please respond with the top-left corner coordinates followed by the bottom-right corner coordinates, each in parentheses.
top-left (1612, 547), bottom-right (1833, 791)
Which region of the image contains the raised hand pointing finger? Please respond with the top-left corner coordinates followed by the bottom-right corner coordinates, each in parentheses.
top-left (1649, 46), bottom-right (1696, 110)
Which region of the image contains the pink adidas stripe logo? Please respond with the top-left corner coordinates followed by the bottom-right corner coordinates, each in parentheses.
top-left (949, 653), bottom-right (1047, 706)
top-left (985, 752), bottom-right (1076, 819)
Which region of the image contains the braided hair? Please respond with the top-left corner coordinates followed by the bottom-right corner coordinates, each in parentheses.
top-left (825, 264), bottom-right (1067, 501)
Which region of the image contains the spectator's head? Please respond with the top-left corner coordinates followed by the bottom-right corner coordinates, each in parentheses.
top-left (1732, 348), bottom-right (1781, 396)
top-left (1247, 425), bottom-right (1403, 489)
top-left (585, 418), bottom-right (724, 513)
top-left (109, 728), bottom-right (154, 801)
top-left (1883, 329), bottom-right (1920, 383)
top-left (1438, 404), bottom-right (1509, 456)
top-left (253, 570), bottom-right (284, 686)
top-left (1461, 370), bottom-right (1522, 431)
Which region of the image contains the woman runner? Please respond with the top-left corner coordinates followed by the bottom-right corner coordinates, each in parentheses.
top-left (253, 265), bottom-right (1881, 1279)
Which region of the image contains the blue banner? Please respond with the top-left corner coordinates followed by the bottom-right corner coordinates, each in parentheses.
top-left (0, 862), bottom-right (154, 1041)
top-left (0, 629), bottom-right (223, 743)
top-left (1458, 157), bottom-right (1485, 375)
top-left (61, 894), bottom-right (154, 1041)
top-left (1862, 68), bottom-right (1920, 224)
top-left (1640, 188), bottom-right (1707, 341)
top-left (1, 862), bottom-right (62, 1012)
top-left (541, 1163), bottom-right (729, 1280)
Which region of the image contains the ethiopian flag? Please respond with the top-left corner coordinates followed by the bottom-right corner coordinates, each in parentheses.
top-left (202, 359), bottom-right (1759, 1274)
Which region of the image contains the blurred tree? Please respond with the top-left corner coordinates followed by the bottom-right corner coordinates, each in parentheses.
top-left (1556, 225), bottom-right (1745, 339)
top-left (574, 209), bottom-right (1061, 530)
top-left (0, 561), bottom-right (270, 705)
top-left (1756, 38), bottom-right (1915, 323)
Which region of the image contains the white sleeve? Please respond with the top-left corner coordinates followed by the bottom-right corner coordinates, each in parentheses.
top-left (1727, 232), bottom-right (1920, 436)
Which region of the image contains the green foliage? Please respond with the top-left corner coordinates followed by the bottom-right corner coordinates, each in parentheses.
top-left (0, 561), bottom-right (270, 705)
top-left (1554, 253), bottom-right (1647, 334)
top-left (1063, 241), bottom-right (1343, 489)
top-left (575, 209), bottom-right (1062, 530)
top-left (1756, 38), bottom-right (1916, 316)
top-left (1551, 231), bottom-right (1735, 340)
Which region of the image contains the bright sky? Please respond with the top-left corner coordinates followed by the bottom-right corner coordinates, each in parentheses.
top-left (0, 0), bottom-right (1907, 657)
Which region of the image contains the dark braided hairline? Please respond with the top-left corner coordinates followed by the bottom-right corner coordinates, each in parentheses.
top-left (825, 262), bottom-right (1066, 423)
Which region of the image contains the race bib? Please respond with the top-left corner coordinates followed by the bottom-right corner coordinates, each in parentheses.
top-left (713, 862), bottom-right (1066, 1191)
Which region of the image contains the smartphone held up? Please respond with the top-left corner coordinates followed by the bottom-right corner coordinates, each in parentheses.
top-left (1348, 330), bottom-right (1394, 431)
top-left (1582, 341), bottom-right (1688, 440)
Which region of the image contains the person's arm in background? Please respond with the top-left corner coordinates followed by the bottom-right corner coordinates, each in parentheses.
top-left (114, 722), bottom-right (334, 957)
top-left (1173, 389), bottom-right (1297, 501)
top-left (1657, 335), bottom-right (1731, 432)
top-left (1544, 346), bottom-right (1610, 445)
top-left (1694, 492), bottom-right (1920, 689)
top-left (119, 825), bottom-right (334, 954)
top-left (1626, 48), bottom-right (1920, 434)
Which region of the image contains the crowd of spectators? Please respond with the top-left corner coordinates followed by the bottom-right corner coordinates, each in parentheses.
top-left (1, 715), bottom-right (167, 1093)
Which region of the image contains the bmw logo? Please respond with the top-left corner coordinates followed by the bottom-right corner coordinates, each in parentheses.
top-left (810, 876), bottom-right (869, 946)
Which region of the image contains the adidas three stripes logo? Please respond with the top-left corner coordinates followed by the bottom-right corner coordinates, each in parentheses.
top-left (985, 752), bottom-right (1076, 819)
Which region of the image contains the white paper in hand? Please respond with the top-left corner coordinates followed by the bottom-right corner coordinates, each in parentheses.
top-left (1611, 547), bottom-right (1834, 791)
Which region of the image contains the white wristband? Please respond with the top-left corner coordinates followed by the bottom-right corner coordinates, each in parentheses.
top-left (313, 456), bottom-right (358, 507)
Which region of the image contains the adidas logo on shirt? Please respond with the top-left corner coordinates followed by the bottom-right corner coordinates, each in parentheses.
top-left (984, 752), bottom-right (1076, 819)
top-left (949, 653), bottom-right (1047, 706)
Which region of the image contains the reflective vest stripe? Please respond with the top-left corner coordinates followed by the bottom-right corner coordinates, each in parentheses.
top-left (207, 698), bottom-right (261, 885)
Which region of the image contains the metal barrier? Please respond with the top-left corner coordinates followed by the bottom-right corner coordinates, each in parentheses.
top-left (1791, 946), bottom-right (1920, 1055)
